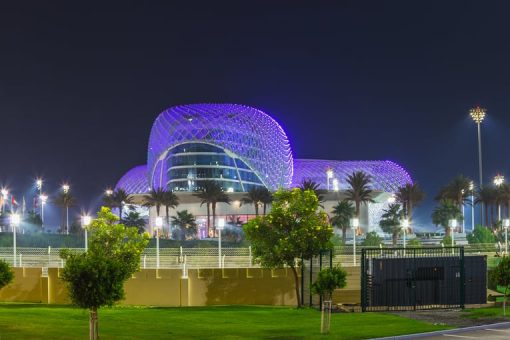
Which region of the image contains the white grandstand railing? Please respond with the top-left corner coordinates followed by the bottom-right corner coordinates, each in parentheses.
top-left (0, 244), bottom-right (498, 269)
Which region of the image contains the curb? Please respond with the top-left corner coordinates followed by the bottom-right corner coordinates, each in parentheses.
top-left (372, 321), bottom-right (510, 339)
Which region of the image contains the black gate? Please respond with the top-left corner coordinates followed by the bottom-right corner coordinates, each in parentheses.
top-left (301, 250), bottom-right (333, 307)
top-left (361, 247), bottom-right (487, 312)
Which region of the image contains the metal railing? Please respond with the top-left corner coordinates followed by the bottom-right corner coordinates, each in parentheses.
top-left (0, 243), bottom-right (499, 269)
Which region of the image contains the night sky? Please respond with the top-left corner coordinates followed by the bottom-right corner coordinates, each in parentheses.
top-left (1, 1), bottom-right (510, 229)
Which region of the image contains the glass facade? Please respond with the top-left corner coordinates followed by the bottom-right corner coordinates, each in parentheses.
top-left (166, 143), bottom-right (265, 192)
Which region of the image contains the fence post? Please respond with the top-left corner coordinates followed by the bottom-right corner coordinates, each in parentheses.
top-left (460, 247), bottom-right (465, 309)
top-left (301, 255), bottom-right (304, 307)
top-left (361, 248), bottom-right (366, 312)
top-left (48, 246), bottom-right (51, 268)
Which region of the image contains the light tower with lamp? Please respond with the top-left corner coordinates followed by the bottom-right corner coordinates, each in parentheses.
top-left (469, 181), bottom-right (475, 232)
top-left (62, 184), bottom-right (70, 234)
top-left (10, 213), bottom-right (20, 266)
top-left (155, 216), bottom-right (163, 268)
top-left (40, 194), bottom-right (48, 226)
top-left (81, 215), bottom-right (91, 251)
top-left (326, 168), bottom-right (334, 191)
top-left (350, 218), bottom-right (359, 266)
top-left (503, 219), bottom-right (510, 255)
top-left (1, 188), bottom-right (8, 214)
top-left (448, 219), bottom-right (457, 254)
top-left (494, 174), bottom-right (504, 221)
top-left (470, 106), bottom-right (486, 224)
top-left (401, 218), bottom-right (409, 253)
top-left (217, 218), bottom-right (225, 268)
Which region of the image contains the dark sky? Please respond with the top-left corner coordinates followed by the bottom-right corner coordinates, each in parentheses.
top-left (1, 0), bottom-right (510, 229)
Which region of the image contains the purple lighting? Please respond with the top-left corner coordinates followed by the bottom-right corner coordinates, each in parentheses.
top-left (147, 104), bottom-right (294, 190)
top-left (115, 165), bottom-right (149, 194)
top-left (291, 159), bottom-right (412, 192)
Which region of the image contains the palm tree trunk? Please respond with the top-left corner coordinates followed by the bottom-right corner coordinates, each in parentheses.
top-left (206, 203), bottom-right (211, 238)
top-left (119, 205), bottom-right (123, 223)
top-left (392, 231), bottom-right (398, 246)
top-left (212, 202), bottom-right (217, 237)
top-left (165, 206), bottom-right (170, 237)
top-left (342, 227), bottom-right (346, 244)
top-left (355, 201), bottom-right (360, 233)
top-left (254, 203), bottom-right (259, 216)
top-left (263, 203), bottom-right (267, 215)
top-left (445, 226), bottom-right (451, 238)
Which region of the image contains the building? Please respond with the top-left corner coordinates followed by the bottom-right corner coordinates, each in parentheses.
top-left (115, 103), bottom-right (412, 237)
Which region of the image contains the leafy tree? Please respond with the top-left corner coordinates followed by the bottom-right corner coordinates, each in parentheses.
top-left (60, 207), bottom-right (149, 340)
top-left (311, 266), bottom-right (347, 301)
top-left (442, 235), bottom-right (455, 247)
top-left (193, 181), bottom-right (231, 237)
top-left (123, 211), bottom-right (147, 234)
top-left (431, 199), bottom-right (463, 237)
top-left (244, 188), bottom-right (333, 307)
top-left (435, 175), bottom-right (472, 209)
top-left (362, 231), bottom-right (383, 247)
top-left (407, 238), bottom-right (422, 248)
top-left (171, 210), bottom-right (197, 240)
top-left (0, 259), bottom-right (14, 290)
top-left (467, 226), bottom-right (496, 245)
top-left (23, 210), bottom-right (43, 232)
top-left (379, 204), bottom-right (404, 246)
top-left (110, 189), bottom-right (133, 223)
top-left (344, 171), bottom-right (374, 227)
top-left (490, 256), bottom-right (510, 315)
top-left (53, 192), bottom-right (77, 234)
top-left (396, 183), bottom-right (425, 221)
top-left (242, 187), bottom-right (272, 216)
top-left (330, 201), bottom-right (355, 244)
top-left (299, 179), bottom-right (326, 203)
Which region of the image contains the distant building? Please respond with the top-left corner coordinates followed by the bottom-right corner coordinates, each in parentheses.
top-left (115, 104), bottom-right (412, 237)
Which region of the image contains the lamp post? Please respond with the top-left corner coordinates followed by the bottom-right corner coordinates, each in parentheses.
top-left (387, 194), bottom-right (396, 204)
top-left (1, 188), bottom-right (8, 214)
top-left (350, 218), bottom-right (359, 266)
top-left (40, 194), bottom-right (48, 227)
top-left (448, 219), bottom-right (457, 254)
top-left (332, 178), bottom-right (339, 192)
top-left (10, 213), bottom-right (20, 267)
top-left (494, 174), bottom-right (505, 222)
top-left (81, 215), bottom-right (91, 251)
top-left (62, 184), bottom-right (70, 235)
top-left (105, 189), bottom-right (113, 196)
top-left (470, 106), bottom-right (486, 225)
top-left (217, 218), bottom-right (225, 268)
top-left (155, 216), bottom-right (163, 269)
top-left (503, 219), bottom-right (510, 256)
top-left (326, 168), bottom-right (333, 191)
top-left (469, 181), bottom-right (475, 232)
top-left (401, 218), bottom-right (409, 254)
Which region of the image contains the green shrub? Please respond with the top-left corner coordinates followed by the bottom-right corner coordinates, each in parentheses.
top-left (362, 232), bottom-right (383, 247)
top-left (0, 259), bottom-right (14, 289)
top-left (467, 226), bottom-right (496, 245)
top-left (311, 266), bottom-right (347, 300)
top-left (407, 238), bottom-right (422, 248)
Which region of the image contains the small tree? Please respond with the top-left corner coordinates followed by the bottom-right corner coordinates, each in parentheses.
top-left (379, 203), bottom-right (404, 246)
top-left (60, 207), bottom-right (149, 340)
top-left (467, 226), bottom-right (496, 251)
top-left (244, 188), bottom-right (333, 307)
top-left (311, 266), bottom-right (347, 301)
top-left (491, 256), bottom-right (510, 315)
top-left (0, 259), bottom-right (14, 290)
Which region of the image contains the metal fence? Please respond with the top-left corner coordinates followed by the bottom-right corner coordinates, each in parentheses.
top-left (0, 243), bottom-right (499, 270)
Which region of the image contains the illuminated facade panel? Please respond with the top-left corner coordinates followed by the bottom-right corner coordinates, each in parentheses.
top-left (114, 165), bottom-right (149, 195)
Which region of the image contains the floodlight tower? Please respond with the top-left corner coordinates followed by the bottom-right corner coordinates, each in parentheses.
top-left (470, 106), bottom-right (486, 225)
top-left (494, 174), bottom-right (505, 221)
top-left (62, 184), bottom-right (70, 234)
top-left (326, 168), bottom-right (334, 191)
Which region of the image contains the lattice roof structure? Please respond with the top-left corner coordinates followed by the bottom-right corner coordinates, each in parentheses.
top-left (291, 159), bottom-right (412, 192)
top-left (115, 165), bottom-right (149, 194)
top-left (147, 104), bottom-right (293, 190)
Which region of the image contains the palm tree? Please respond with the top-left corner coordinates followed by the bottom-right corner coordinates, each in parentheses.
top-left (498, 183), bottom-right (510, 220)
top-left (171, 210), bottom-right (197, 240)
top-left (299, 179), bottom-right (325, 202)
top-left (379, 203), bottom-right (404, 246)
top-left (331, 200), bottom-right (355, 244)
top-left (476, 187), bottom-right (498, 228)
top-left (193, 181), bottom-right (231, 237)
top-left (241, 187), bottom-right (271, 216)
top-left (111, 189), bottom-right (133, 223)
top-left (435, 175), bottom-right (472, 209)
top-left (53, 192), bottom-right (77, 234)
top-left (431, 199), bottom-right (463, 237)
top-left (344, 171), bottom-right (374, 228)
top-left (396, 183), bottom-right (425, 222)
top-left (143, 188), bottom-right (166, 217)
top-left (162, 190), bottom-right (179, 227)
top-left (123, 210), bottom-right (146, 234)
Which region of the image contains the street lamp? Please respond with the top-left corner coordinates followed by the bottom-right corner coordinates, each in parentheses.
top-left (503, 219), bottom-right (510, 256)
top-left (40, 194), bottom-right (48, 226)
top-left (448, 219), bottom-right (457, 254)
top-left (217, 218), bottom-right (225, 268)
top-left (470, 106), bottom-right (486, 225)
top-left (105, 189), bottom-right (113, 196)
top-left (387, 194), bottom-right (396, 204)
top-left (401, 218), bottom-right (409, 253)
top-left (494, 174), bottom-right (505, 221)
top-left (10, 213), bottom-right (20, 267)
top-left (469, 181), bottom-right (475, 232)
top-left (62, 184), bottom-right (70, 235)
top-left (155, 216), bottom-right (163, 269)
top-left (350, 218), bottom-right (359, 266)
top-left (81, 215), bottom-right (91, 251)
top-left (326, 168), bottom-right (333, 191)
top-left (332, 178), bottom-right (339, 192)
top-left (36, 178), bottom-right (43, 194)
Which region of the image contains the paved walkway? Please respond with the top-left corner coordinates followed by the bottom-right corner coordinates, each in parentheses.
top-left (375, 322), bottom-right (510, 339)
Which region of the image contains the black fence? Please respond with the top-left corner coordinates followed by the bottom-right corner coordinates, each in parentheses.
top-left (361, 247), bottom-right (486, 312)
top-left (301, 250), bottom-right (333, 307)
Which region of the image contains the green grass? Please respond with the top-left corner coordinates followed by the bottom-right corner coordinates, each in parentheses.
top-left (463, 306), bottom-right (510, 319)
top-left (0, 304), bottom-right (450, 339)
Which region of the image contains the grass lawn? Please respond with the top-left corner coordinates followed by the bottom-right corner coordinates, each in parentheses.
top-left (463, 306), bottom-right (510, 319)
top-left (0, 304), bottom-right (450, 339)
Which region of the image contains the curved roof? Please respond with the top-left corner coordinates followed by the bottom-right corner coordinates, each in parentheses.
top-left (291, 159), bottom-right (412, 192)
top-left (147, 104), bottom-right (293, 190)
top-left (115, 165), bottom-right (149, 195)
